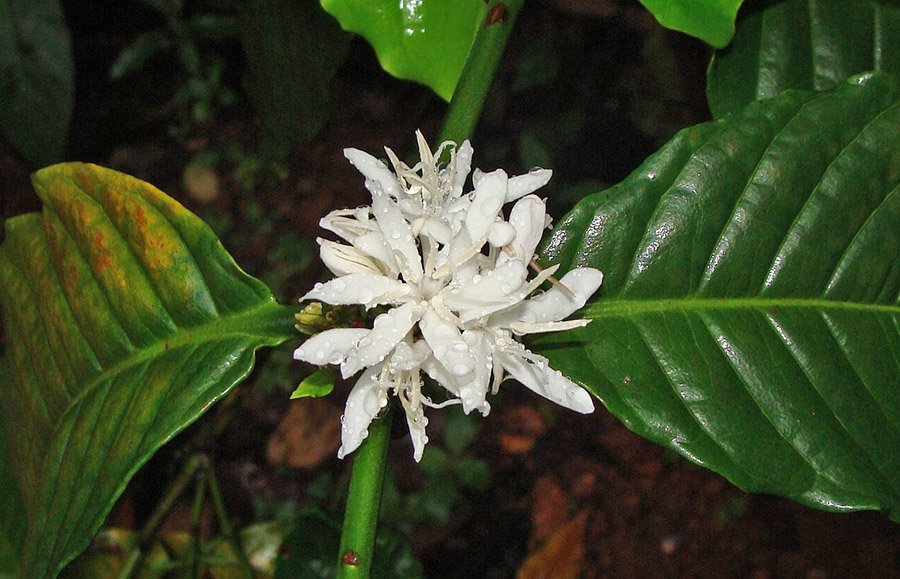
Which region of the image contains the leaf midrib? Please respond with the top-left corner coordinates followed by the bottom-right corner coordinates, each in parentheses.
top-left (56, 301), bottom-right (298, 425)
top-left (584, 296), bottom-right (899, 318)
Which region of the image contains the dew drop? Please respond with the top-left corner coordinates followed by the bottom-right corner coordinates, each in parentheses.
top-left (451, 363), bottom-right (470, 376)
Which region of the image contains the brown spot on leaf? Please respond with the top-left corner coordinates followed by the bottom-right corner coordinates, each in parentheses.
top-left (72, 165), bottom-right (97, 193)
top-left (92, 231), bottom-right (114, 272)
top-left (486, 2), bottom-right (508, 25)
top-left (341, 550), bottom-right (359, 566)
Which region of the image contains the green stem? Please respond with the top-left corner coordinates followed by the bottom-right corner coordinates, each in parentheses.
top-left (336, 406), bottom-right (393, 579)
top-left (207, 459), bottom-right (255, 578)
top-left (188, 468), bottom-right (208, 579)
top-left (438, 0), bottom-right (525, 145)
top-left (118, 454), bottom-right (208, 579)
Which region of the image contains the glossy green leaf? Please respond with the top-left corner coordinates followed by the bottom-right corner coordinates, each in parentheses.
top-left (637, 0), bottom-right (744, 47)
top-left (274, 509), bottom-right (423, 579)
top-left (241, 0), bottom-right (351, 158)
top-left (0, 0), bottom-right (73, 166)
top-left (708, 0), bottom-right (900, 118)
top-left (537, 73), bottom-right (900, 519)
top-left (319, 0), bottom-right (488, 101)
top-left (0, 163), bottom-right (298, 577)
top-left (290, 367), bottom-right (335, 399)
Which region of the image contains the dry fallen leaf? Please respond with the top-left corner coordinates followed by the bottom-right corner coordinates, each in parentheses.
top-left (517, 510), bottom-right (589, 579)
top-left (266, 398), bottom-right (342, 469)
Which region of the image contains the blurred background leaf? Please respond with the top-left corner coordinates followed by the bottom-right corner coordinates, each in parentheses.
top-left (273, 508), bottom-right (423, 578)
top-left (0, 0), bottom-right (73, 167)
top-left (240, 0), bottom-right (352, 160)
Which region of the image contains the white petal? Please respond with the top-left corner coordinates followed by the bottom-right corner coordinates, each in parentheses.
top-left (301, 273), bottom-right (410, 308)
top-left (318, 239), bottom-right (382, 276)
top-left (371, 191), bottom-right (424, 283)
top-left (493, 268), bottom-right (603, 329)
top-left (293, 328), bottom-right (370, 366)
top-left (390, 339), bottom-right (430, 371)
top-left (421, 354), bottom-right (462, 396)
top-left (320, 208), bottom-right (375, 241)
top-left (466, 169), bottom-right (507, 243)
top-left (442, 260), bottom-right (530, 322)
top-left (456, 330), bottom-right (492, 415)
top-left (353, 231), bottom-right (400, 275)
top-left (419, 308), bottom-right (475, 377)
top-left (497, 349), bottom-right (594, 414)
top-left (341, 301), bottom-right (423, 377)
top-left (507, 168), bottom-right (552, 202)
top-left (487, 221), bottom-right (516, 247)
top-left (451, 140), bottom-right (474, 200)
top-left (338, 363), bottom-right (389, 459)
top-left (402, 397), bottom-right (429, 462)
top-left (499, 195), bottom-right (546, 267)
top-left (344, 148), bottom-right (403, 198)
top-left (508, 318), bottom-right (590, 335)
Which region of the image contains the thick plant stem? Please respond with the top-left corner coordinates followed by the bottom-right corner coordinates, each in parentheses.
top-left (336, 407), bottom-right (393, 579)
top-left (438, 0), bottom-right (525, 145)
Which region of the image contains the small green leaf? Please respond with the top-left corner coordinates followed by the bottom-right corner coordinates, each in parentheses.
top-left (319, 0), bottom-right (488, 101)
top-left (537, 73), bottom-right (900, 519)
top-left (290, 367), bottom-right (335, 399)
top-left (708, 0), bottom-right (900, 118)
top-left (0, 163), bottom-right (298, 577)
top-left (241, 0), bottom-right (351, 159)
top-left (108, 29), bottom-right (171, 80)
top-left (637, 0), bottom-right (744, 47)
top-left (0, 0), bottom-right (73, 166)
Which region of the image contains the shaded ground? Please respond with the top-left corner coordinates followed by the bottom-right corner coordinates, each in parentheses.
top-left (2, 2), bottom-right (898, 577)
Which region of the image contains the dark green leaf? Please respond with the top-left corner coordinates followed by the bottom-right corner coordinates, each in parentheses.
top-left (0, 0), bottom-right (73, 166)
top-left (0, 163), bottom-right (298, 577)
top-left (240, 0), bottom-right (351, 159)
top-left (108, 29), bottom-right (171, 80)
top-left (188, 14), bottom-right (240, 41)
top-left (637, 0), bottom-right (744, 47)
top-left (537, 73), bottom-right (900, 519)
top-left (708, 0), bottom-right (900, 118)
top-left (320, 0), bottom-right (487, 101)
top-left (290, 367), bottom-right (335, 399)
top-left (274, 509), bottom-right (423, 579)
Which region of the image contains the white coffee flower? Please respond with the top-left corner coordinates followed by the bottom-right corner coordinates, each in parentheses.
top-left (294, 132), bottom-right (603, 461)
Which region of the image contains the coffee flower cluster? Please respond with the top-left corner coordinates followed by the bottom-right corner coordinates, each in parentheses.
top-left (295, 132), bottom-right (603, 461)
